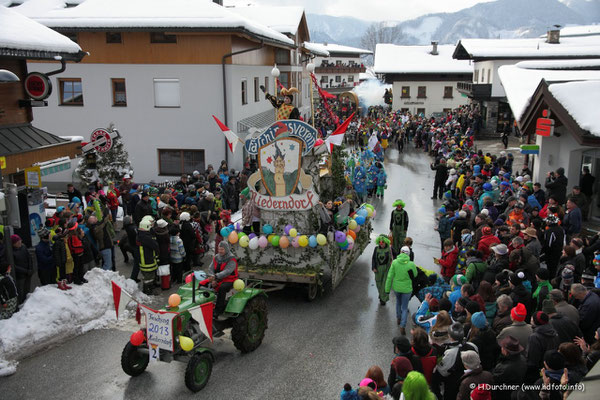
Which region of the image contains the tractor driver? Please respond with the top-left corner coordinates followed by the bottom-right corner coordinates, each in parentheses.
top-left (208, 241), bottom-right (239, 317)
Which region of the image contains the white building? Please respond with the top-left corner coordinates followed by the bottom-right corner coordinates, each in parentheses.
top-left (374, 43), bottom-right (472, 116)
top-left (17, 0), bottom-right (316, 183)
top-left (302, 42), bottom-right (371, 93)
top-left (453, 28), bottom-right (600, 135)
top-left (498, 62), bottom-right (600, 196)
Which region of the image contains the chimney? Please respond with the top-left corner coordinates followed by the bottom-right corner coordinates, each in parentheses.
top-left (431, 41), bottom-right (439, 55)
top-left (546, 25), bottom-right (561, 44)
top-left (212, 0), bottom-right (223, 5)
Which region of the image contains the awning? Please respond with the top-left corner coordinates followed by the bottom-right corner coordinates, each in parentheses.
top-left (236, 109), bottom-right (275, 136)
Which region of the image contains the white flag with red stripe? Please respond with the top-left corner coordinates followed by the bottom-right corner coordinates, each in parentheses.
top-left (325, 112), bottom-right (355, 153)
top-left (111, 281), bottom-right (134, 319)
top-left (189, 302), bottom-right (215, 342)
top-left (212, 115), bottom-right (242, 153)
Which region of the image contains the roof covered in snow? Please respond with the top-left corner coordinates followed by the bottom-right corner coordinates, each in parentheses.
top-left (0, 5), bottom-right (82, 57)
top-left (515, 59), bottom-right (600, 70)
top-left (498, 64), bottom-right (600, 122)
top-left (304, 42), bottom-right (372, 56)
top-left (18, 0), bottom-right (294, 47)
top-left (454, 35), bottom-right (600, 60)
top-left (549, 80), bottom-right (600, 137)
top-left (374, 43), bottom-right (473, 74)
top-left (302, 42), bottom-right (329, 57)
top-left (541, 25), bottom-right (600, 38)
top-left (230, 5), bottom-right (305, 36)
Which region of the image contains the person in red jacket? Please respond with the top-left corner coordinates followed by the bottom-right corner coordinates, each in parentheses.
top-left (66, 221), bottom-right (87, 285)
top-left (435, 238), bottom-right (459, 282)
top-left (477, 226), bottom-right (501, 260)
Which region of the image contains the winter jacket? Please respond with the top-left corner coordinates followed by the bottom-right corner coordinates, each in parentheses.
top-left (451, 217), bottom-right (470, 245)
top-left (457, 367), bottom-right (493, 400)
top-left (545, 174), bottom-right (568, 205)
top-left (563, 207), bottom-right (582, 235)
top-left (52, 234), bottom-right (67, 268)
top-left (92, 219), bottom-right (114, 251)
top-left (35, 240), bottom-right (54, 271)
top-left (465, 257), bottom-right (487, 287)
top-left (431, 163), bottom-right (448, 184)
top-left (492, 309), bottom-right (512, 335)
top-left (483, 255), bottom-right (509, 284)
top-left (497, 322), bottom-right (533, 351)
top-left (532, 280), bottom-right (552, 311)
top-left (525, 237), bottom-right (542, 259)
top-left (385, 253), bottom-right (417, 294)
top-left (438, 215), bottom-right (452, 240)
top-left (13, 246), bottom-right (32, 279)
top-left (471, 327), bottom-right (500, 371)
top-left (526, 323), bottom-right (559, 382)
top-left (180, 221), bottom-right (197, 252)
top-left (477, 234), bottom-right (501, 260)
top-left (578, 291), bottom-right (600, 343)
top-left (492, 353), bottom-right (527, 400)
top-left (133, 199), bottom-right (153, 226)
top-left (439, 246), bottom-right (459, 278)
top-left (81, 235), bottom-right (97, 264)
top-left (411, 344), bottom-right (438, 385)
top-left (542, 225), bottom-right (565, 261)
top-left (484, 301), bottom-right (497, 325)
top-left (510, 284), bottom-right (532, 320)
top-left (549, 313), bottom-right (582, 344)
top-left (512, 247), bottom-right (539, 282)
top-left (169, 236), bottom-right (186, 264)
top-left (555, 300), bottom-right (580, 326)
top-left (414, 301), bottom-right (439, 333)
top-left (436, 341), bottom-right (479, 400)
top-left (137, 230), bottom-right (159, 268)
top-left (154, 226), bottom-right (170, 265)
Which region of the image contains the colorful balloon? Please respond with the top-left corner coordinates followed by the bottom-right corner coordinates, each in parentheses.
top-left (372, 210), bottom-right (376, 218)
top-left (316, 234), bottom-right (327, 246)
top-left (279, 236), bottom-right (290, 249)
top-left (179, 335), bottom-right (194, 352)
top-left (291, 237), bottom-right (300, 248)
top-left (315, 138), bottom-right (324, 146)
top-left (263, 224), bottom-right (273, 235)
top-left (284, 224), bottom-right (293, 235)
top-left (289, 228), bottom-right (298, 238)
top-left (228, 230), bottom-right (239, 244)
top-left (238, 231), bottom-right (247, 239)
top-left (348, 219), bottom-right (358, 230)
top-left (168, 294), bottom-right (181, 307)
top-left (239, 235), bottom-right (249, 248)
top-left (233, 279), bottom-right (245, 291)
top-left (353, 224), bottom-right (361, 233)
top-left (248, 237), bottom-right (259, 250)
top-left (355, 216), bottom-right (366, 226)
top-left (270, 235), bottom-right (280, 247)
top-left (185, 273), bottom-right (193, 284)
top-left (347, 230), bottom-right (356, 240)
top-left (298, 235), bottom-right (309, 247)
top-left (258, 235), bottom-right (268, 248)
top-left (130, 330), bottom-right (145, 346)
top-left (220, 227), bottom-right (230, 237)
top-left (248, 233), bottom-right (257, 240)
top-left (335, 231), bottom-right (346, 243)
top-left (366, 208), bottom-right (374, 217)
top-left (309, 235), bottom-right (318, 248)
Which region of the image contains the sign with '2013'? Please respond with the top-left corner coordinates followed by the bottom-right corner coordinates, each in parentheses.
top-left (141, 306), bottom-right (178, 351)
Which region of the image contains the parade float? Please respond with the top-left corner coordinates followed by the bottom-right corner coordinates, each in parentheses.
top-left (220, 118), bottom-right (374, 300)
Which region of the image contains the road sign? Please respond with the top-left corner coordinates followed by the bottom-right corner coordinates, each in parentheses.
top-left (24, 166), bottom-right (42, 188)
top-left (82, 128), bottom-right (118, 153)
top-left (0, 156), bottom-right (6, 170)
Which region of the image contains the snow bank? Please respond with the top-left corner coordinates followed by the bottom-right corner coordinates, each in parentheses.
top-left (0, 269), bottom-right (148, 376)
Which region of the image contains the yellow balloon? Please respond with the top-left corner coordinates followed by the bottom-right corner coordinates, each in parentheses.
top-left (168, 294), bottom-right (181, 308)
top-left (289, 228), bottom-right (298, 238)
top-left (239, 235), bottom-right (249, 248)
top-left (179, 335), bottom-right (194, 352)
top-left (366, 208), bottom-right (374, 217)
top-left (228, 231), bottom-right (238, 244)
top-left (298, 235), bottom-right (309, 247)
top-left (316, 234), bottom-right (327, 246)
top-left (348, 219), bottom-right (358, 230)
top-left (233, 279), bottom-right (245, 291)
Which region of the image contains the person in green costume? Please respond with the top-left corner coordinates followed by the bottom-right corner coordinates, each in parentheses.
top-left (390, 199), bottom-right (409, 257)
top-left (372, 234), bottom-right (394, 305)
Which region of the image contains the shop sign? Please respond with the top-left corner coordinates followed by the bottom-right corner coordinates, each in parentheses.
top-left (536, 109), bottom-right (555, 137)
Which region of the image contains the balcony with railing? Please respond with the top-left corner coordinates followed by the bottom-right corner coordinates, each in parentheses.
top-left (457, 81), bottom-right (492, 100)
top-left (315, 66), bottom-right (366, 74)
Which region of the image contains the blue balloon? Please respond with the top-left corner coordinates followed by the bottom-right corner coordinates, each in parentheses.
top-left (355, 216), bottom-right (366, 225)
top-left (357, 209), bottom-right (368, 218)
top-left (309, 235), bottom-right (318, 248)
top-left (263, 224), bottom-right (273, 235)
top-left (220, 227), bottom-right (230, 237)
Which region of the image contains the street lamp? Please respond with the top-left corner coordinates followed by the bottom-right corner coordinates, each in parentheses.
top-left (0, 69), bottom-right (19, 82)
top-left (306, 63), bottom-right (315, 127)
top-left (271, 64), bottom-right (280, 120)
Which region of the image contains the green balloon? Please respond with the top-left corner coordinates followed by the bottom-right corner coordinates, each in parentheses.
top-left (270, 235), bottom-right (280, 247)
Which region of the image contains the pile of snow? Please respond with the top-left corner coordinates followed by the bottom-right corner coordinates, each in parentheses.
top-left (0, 269), bottom-right (148, 376)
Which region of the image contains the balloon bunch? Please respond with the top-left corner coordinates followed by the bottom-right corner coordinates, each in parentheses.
top-left (233, 222), bottom-right (331, 250)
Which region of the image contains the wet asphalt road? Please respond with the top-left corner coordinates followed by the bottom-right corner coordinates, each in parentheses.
top-left (2, 145), bottom-right (442, 400)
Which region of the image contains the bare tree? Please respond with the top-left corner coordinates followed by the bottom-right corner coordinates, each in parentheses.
top-left (360, 21), bottom-right (404, 54)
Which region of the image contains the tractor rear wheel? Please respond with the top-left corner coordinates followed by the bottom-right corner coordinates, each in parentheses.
top-left (184, 352), bottom-right (213, 392)
top-left (121, 342), bottom-right (149, 377)
top-left (231, 296), bottom-right (268, 353)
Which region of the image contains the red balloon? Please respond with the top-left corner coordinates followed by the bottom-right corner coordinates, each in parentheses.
top-left (185, 274), bottom-right (192, 284)
top-left (315, 138), bottom-right (324, 146)
top-left (130, 330), bottom-right (145, 346)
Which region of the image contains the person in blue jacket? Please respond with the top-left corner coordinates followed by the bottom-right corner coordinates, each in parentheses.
top-left (35, 227), bottom-right (55, 286)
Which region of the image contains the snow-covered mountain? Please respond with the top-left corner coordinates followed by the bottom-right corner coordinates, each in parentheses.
top-left (307, 0), bottom-right (599, 47)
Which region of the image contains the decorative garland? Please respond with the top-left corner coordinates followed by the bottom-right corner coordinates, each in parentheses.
top-left (310, 73), bottom-right (339, 126)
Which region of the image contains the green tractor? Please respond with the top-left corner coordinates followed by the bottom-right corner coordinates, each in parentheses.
top-left (115, 274), bottom-right (268, 392)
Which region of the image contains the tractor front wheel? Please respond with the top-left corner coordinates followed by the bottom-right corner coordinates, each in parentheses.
top-left (184, 352), bottom-right (213, 392)
top-left (121, 342), bottom-right (149, 377)
top-left (231, 296), bottom-right (268, 353)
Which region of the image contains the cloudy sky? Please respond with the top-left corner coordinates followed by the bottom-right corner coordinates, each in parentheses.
top-left (224, 0), bottom-right (497, 22)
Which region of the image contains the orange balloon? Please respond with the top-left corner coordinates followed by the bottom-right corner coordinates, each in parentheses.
top-left (347, 230), bottom-right (357, 240)
top-left (279, 236), bottom-right (290, 249)
top-left (168, 294), bottom-right (181, 308)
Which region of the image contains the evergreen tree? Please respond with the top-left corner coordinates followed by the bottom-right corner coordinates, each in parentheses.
top-left (76, 131), bottom-right (133, 186)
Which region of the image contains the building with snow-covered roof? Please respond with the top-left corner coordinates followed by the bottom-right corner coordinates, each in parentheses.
top-left (498, 61), bottom-right (600, 216)
top-left (374, 42), bottom-right (472, 116)
top-left (1, 4), bottom-right (85, 245)
top-left (19, 0), bottom-right (315, 182)
top-left (304, 42), bottom-right (371, 93)
top-left (453, 28), bottom-right (600, 136)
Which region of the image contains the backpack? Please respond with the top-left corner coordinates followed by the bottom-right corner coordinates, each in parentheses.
top-left (470, 261), bottom-right (487, 291)
top-left (413, 347), bottom-right (437, 384)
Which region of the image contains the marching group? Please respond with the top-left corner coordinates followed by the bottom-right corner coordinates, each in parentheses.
top-left (346, 105), bottom-right (600, 400)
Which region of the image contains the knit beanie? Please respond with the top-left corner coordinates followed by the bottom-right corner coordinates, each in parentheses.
top-left (471, 311), bottom-right (487, 329)
top-left (452, 274), bottom-right (467, 286)
top-left (495, 271), bottom-right (509, 285)
top-left (470, 386), bottom-right (492, 400)
top-left (511, 303), bottom-right (527, 322)
top-left (536, 268), bottom-right (549, 281)
top-left (466, 301), bottom-right (481, 315)
top-left (439, 298), bottom-right (452, 312)
top-left (542, 299), bottom-right (557, 315)
top-left (509, 270), bottom-right (525, 286)
top-left (533, 311), bottom-right (549, 326)
top-left (544, 350), bottom-right (565, 371)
